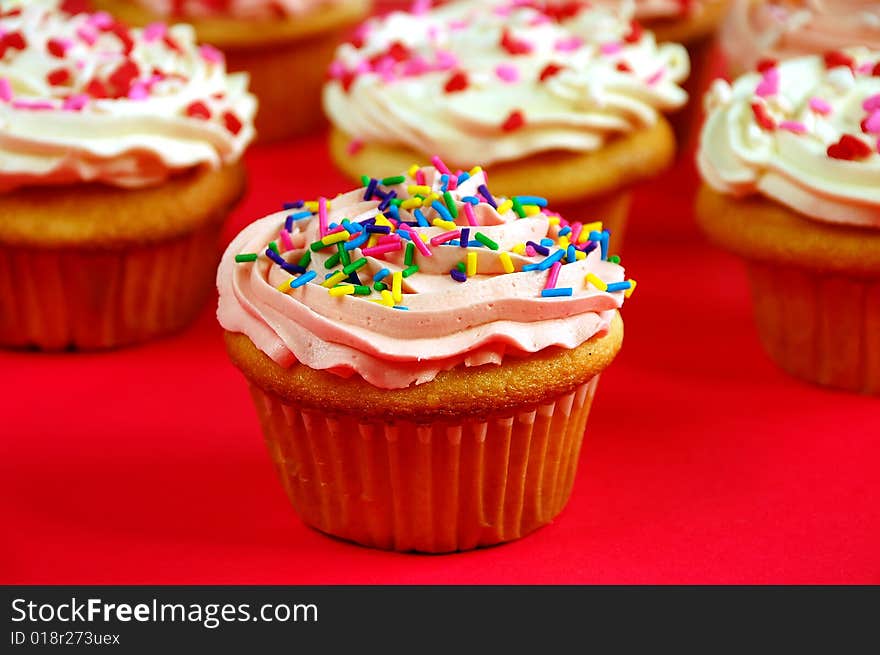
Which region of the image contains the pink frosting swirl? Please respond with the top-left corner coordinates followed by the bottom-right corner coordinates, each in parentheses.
top-left (217, 166), bottom-right (633, 389)
top-left (722, 0), bottom-right (880, 72)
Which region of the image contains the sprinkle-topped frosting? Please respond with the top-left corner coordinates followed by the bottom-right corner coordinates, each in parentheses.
top-left (0, 0), bottom-right (256, 191)
top-left (129, 0), bottom-right (344, 19)
top-left (722, 0), bottom-right (880, 73)
top-left (217, 158), bottom-right (635, 389)
top-left (323, 0), bottom-right (689, 168)
top-left (698, 49), bottom-right (880, 228)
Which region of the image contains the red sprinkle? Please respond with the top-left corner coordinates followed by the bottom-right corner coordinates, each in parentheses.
top-left (751, 102), bottom-right (776, 131)
top-left (502, 110), bottom-right (526, 132)
top-left (47, 38), bottom-right (68, 58)
top-left (387, 41), bottom-right (410, 62)
top-left (823, 51), bottom-right (855, 71)
top-left (223, 111), bottom-right (243, 135)
top-left (0, 31), bottom-right (27, 58)
top-left (827, 134), bottom-right (873, 161)
top-left (185, 101), bottom-right (212, 120)
top-left (85, 79), bottom-right (108, 99)
top-left (47, 68), bottom-right (71, 86)
top-left (616, 61), bottom-right (633, 73)
top-left (756, 58), bottom-right (778, 73)
top-left (873, 61), bottom-right (880, 76)
top-left (444, 71), bottom-right (469, 94)
top-left (539, 63), bottom-right (564, 82)
top-left (340, 70), bottom-right (357, 93)
top-left (108, 59), bottom-right (140, 97)
top-left (500, 29), bottom-right (532, 56)
top-left (623, 20), bottom-right (643, 44)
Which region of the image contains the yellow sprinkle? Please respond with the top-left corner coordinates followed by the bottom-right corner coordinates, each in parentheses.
top-left (277, 279), bottom-right (293, 293)
top-left (575, 250), bottom-right (586, 261)
top-left (322, 230), bottom-right (351, 246)
top-left (548, 216), bottom-right (560, 226)
top-left (381, 290), bottom-right (394, 306)
top-left (469, 166), bottom-right (482, 176)
top-left (322, 271), bottom-right (347, 288)
top-left (582, 221), bottom-right (603, 233)
top-left (408, 185), bottom-right (432, 195)
top-left (375, 214), bottom-right (394, 230)
top-left (496, 199), bottom-right (513, 215)
top-left (367, 235), bottom-right (379, 248)
top-left (499, 252), bottom-right (514, 274)
top-left (329, 284), bottom-right (356, 297)
top-left (523, 205), bottom-right (542, 216)
top-left (625, 279), bottom-right (637, 298)
top-left (304, 201), bottom-right (330, 212)
top-left (432, 218), bottom-right (457, 231)
top-left (420, 233), bottom-right (430, 244)
top-left (467, 252), bottom-right (478, 277)
top-left (408, 164), bottom-right (420, 177)
top-left (400, 198), bottom-right (423, 210)
top-left (424, 192), bottom-right (440, 204)
top-left (511, 243), bottom-right (527, 255)
top-left (392, 271), bottom-right (403, 303)
top-left (585, 273), bottom-right (608, 292)
top-left (558, 236), bottom-right (571, 249)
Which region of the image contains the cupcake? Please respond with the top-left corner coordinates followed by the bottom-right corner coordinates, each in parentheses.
top-left (324, 0), bottom-right (690, 249)
top-left (93, 0), bottom-right (372, 142)
top-left (696, 50), bottom-right (880, 394)
top-left (217, 158), bottom-right (636, 552)
top-left (721, 0), bottom-right (880, 76)
top-left (0, 0), bottom-right (255, 350)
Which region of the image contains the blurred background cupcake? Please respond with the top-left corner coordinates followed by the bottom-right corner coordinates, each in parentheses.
top-left (218, 159), bottom-right (634, 552)
top-left (0, 0), bottom-right (255, 350)
top-left (721, 0), bottom-right (880, 76)
top-left (695, 49), bottom-right (880, 394)
top-left (94, 0), bottom-right (372, 142)
top-left (323, 0), bottom-right (690, 249)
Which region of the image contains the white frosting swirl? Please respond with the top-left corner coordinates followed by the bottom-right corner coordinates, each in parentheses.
top-left (130, 0), bottom-right (343, 20)
top-left (0, 0), bottom-right (256, 191)
top-left (697, 50), bottom-right (880, 227)
top-left (323, 0), bottom-right (689, 167)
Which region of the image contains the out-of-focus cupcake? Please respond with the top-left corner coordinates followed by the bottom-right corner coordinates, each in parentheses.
top-left (0, 0), bottom-right (255, 350)
top-left (323, 0), bottom-right (690, 249)
top-left (721, 0), bottom-right (880, 76)
top-left (218, 158), bottom-right (636, 552)
top-left (696, 49), bottom-right (880, 394)
top-left (93, 0), bottom-right (372, 142)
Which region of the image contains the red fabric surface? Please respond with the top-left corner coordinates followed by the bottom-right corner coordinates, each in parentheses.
top-left (2, 134), bottom-right (879, 585)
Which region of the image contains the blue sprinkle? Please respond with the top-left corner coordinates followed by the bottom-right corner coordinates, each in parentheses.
top-left (266, 249), bottom-right (286, 266)
top-left (290, 271), bottom-right (316, 288)
top-left (558, 226), bottom-right (572, 237)
top-left (414, 209), bottom-right (430, 227)
top-left (285, 211), bottom-right (311, 231)
top-left (460, 228), bottom-right (470, 248)
top-left (606, 281), bottom-right (632, 293)
top-left (283, 201), bottom-right (304, 210)
top-left (281, 263), bottom-right (306, 275)
top-left (514, 196), bottom-right (548, 207)
top-left (542, 288), bottom-right (573, 298)
top-left (366, 225), bottom-right (391, 235)
top-left (467, 240), bottom-right (484, 248)
top-left (378, 191), bottom-right (397, 211)
top-left (461, 196), bottom-right (480, 205)
top-left (522, 263), bottom-right (541, 272)
top-left (478, 184), bottom-right (497, 209)
top-left (448, 240), bottom-right (460, 246)
top-left (566, 245), bottom-right (577, 263)
top-left (450, 269), bottom-right (467, 283)
top-left (440, 174), bottom-right (450, 193)
top-left (344, 232), bottom-right (369, 251)
top-left (328, 222), bottom-right (339, 231)
top-left (347, 272), bottom-right (362, 286)
top-left (579, 241), bottom-right (598, 255)
top-left (398, 230), bottom-right (412, 242)
top-left (540, 238), bottom-right (554, 247)
top-left (364, 179), bottom-right (378, 201)
top-left (386, 203), bottom-right (401, 220)
top-left (374, 268), bottom-right (391, 282)
top-left (537, 249), bottom-right (566, 271)
top-left (393, 306), bottom-right (410, 311)
top-left (431, 200), bottom-right (454, 223)
top-left (527, 241), bottom-right (550, 256)
top-left (457, 172), bottom-right (471, 185)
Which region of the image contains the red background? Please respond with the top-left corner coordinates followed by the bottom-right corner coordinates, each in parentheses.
top-left (3, 14), bottom-right (880, 581)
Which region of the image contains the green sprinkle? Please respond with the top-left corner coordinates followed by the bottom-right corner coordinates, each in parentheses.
top-left (338, 242), bottom-right (351, 267)
top-left (444, 191), bottom-right (458, 219)
top-left (404, 242), bottom-right (415, 267)
top-left (360, 175), bottom-right (370, 186)
top-left (382, 175), bottom-right (406, 186)
top-left (474, 232), bottom-right (499, 251)
top-left (343, 258), bottom-right (368, 275)
top-left (609, 255), bottom-right (621, 264)
top-left (235, 253), bottom-right (258, 263)
top-left (391, 198), bottom-right (403, 207)
top-left (324, 253), bottom-right (341, 269)
top-left (297, 250), bottom-right (312, 268)
top-left (354, 285), bottom-right (372, 296)
top-left (310, 240), bottom-right (328, 252)
top-left (512, 198), bottom-right (526, 219)
top-left (456, 262), bottom-right (466, 273)
top-left (374, 282), bottom-right (388, 292)
top-left (402, 265), bottom-right (419, 278)
top-left (268, 242), bottom-right (279, 254)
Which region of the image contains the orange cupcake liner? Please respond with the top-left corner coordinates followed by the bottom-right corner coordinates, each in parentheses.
top-left (0, 222), bottom-right (222, 351)
top-left (746, 261), bottom-right (880, 394)
top-left (248, 376), bottom-right (602, 553)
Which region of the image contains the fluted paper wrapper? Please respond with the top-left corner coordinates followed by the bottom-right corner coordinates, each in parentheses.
top-left (249, 376), bottom-right (602, 552)
top-left (0, 223), bottom-right (221, 351)
top-left (747, 261), bottom-right (880, 395)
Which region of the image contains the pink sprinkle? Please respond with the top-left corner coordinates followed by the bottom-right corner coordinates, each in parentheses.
top-left (449, 20), bottom-right (468, 30)
top-left (318, 197), bottom-right (328, 238)
top-left (755, 68), bottom-right (779, 97)
top-left (199, 44), bottom-right (224, 65)
top-left (430, 230), bottom-right (461, 247)
top-left (412, 0), bottom-right (431, 14)
top-left (857, 62), bottom-right (875, 75)
top-left (495, 64), bottom-right (519, 83)
top-left (62, 94), bottom-right (89, 111)
top-left (279, 230), bottom-right (294, 253)
top-left (415, 168), bottom-right (426, 186)
top-left (863, 94), bottom-right (880, 112)
top-left (646, 69), bottom-right (665, 85)
top-left (12, 100), bottom-right (54, 111)
top-left (463, 203), bottom-right (478, 227)
top-left (555, 37), bottom-right (582, 52)
top-left (326, 224), bottom-right (348, 236)
top-left (525, 245), bottom-right (537, 258)
top-left (128, 83), bottom-right (149, 100)
top-left (347, 139), bottom-right (364, 155)
top-left (600, 43), bottom-right (622, 55)
top-left (0, 78), bottom-right (11, 102)
top-left (88, 12), bottom-right (114, 29)
top-left (809, 97), bottom-right (832, 115)
top-left (361, 242), bottom-right (403, 258)
top-left (544, 261), bottom-right (562, 291)
top-left (143, 22), bottom-right (166, 42)
top-left (570, 222), bottom-right (583, 243)
top-left (398, 225), bottom-right (433, 257)
top-left (864, 111), bottom-right (880, 135)
top-left (76, 26), bottom-right (97, 45)
top-left (431, 155), bottom-right (451, 175)
top-left (434, 50), bottom-right (458, 71)
top-left (779, 120), bottom-right (807, 134)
